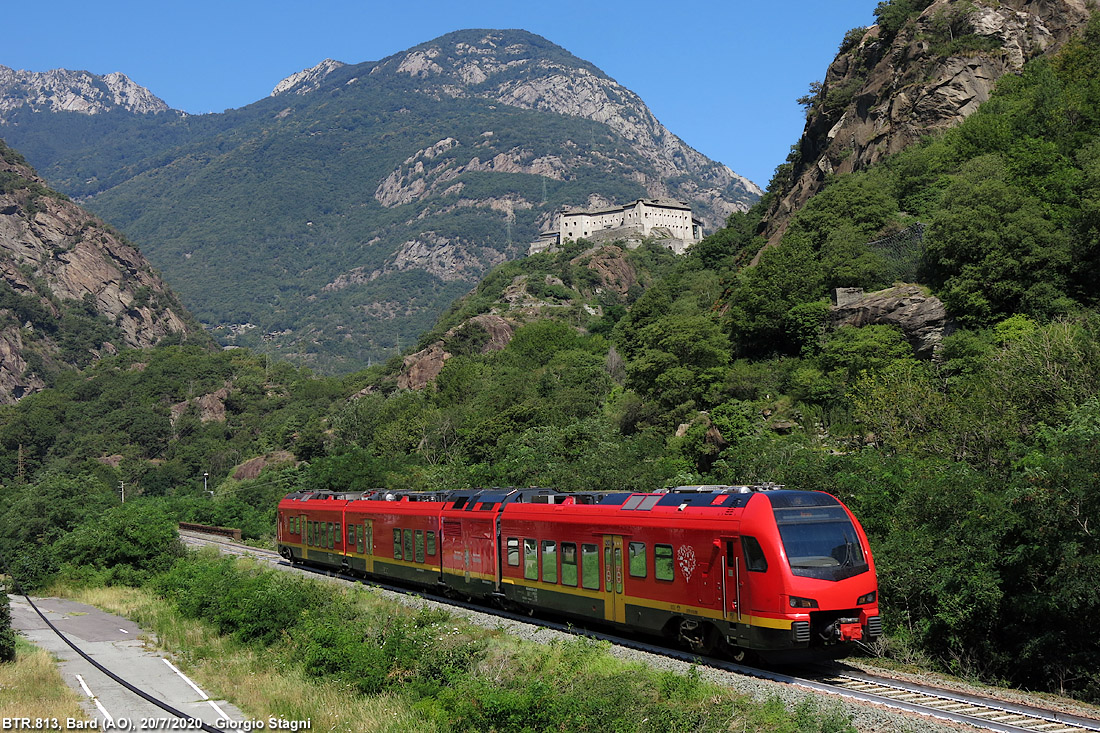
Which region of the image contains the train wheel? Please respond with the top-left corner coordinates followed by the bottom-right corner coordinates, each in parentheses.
top-left (728, 646), bottom-right (747, 663)
top-left (677, 618), bottom-right (717, 655)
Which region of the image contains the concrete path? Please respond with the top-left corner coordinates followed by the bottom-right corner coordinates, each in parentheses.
top-left (9, 596), bottom-right (245, 727)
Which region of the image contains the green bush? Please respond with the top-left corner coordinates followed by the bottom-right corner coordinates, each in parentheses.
top-left (0, 586), bottom-right (16, 663)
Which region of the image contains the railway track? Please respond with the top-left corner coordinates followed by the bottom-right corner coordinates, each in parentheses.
top-left (180, 530), bottom-right (1100, 733)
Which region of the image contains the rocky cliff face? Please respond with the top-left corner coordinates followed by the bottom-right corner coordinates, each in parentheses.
top-left (273, 30), bottom-right (761, 231)
top-left (270, 59), bottom-right (346, 97)
top-left (0, 141), bottom-right (201, 403)
top-left (0, 65), bottom-right (171, 121)
top-left (762, 0), bottom-right (1092, 247)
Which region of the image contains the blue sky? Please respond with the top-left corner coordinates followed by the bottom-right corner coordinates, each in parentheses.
top-left (3, 0), bottom-right (877, 189)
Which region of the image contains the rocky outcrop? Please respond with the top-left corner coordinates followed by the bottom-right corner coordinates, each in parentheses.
top-left (0, 142), bottom-right (201, 403)
top-left (571, 245), bottom-right (638, 296)
top-left (397, 342), bottom-right (451, 390)
top-left (170, 387), bottom-right (230, 426)
top-left (0, 66), bottom-right (170, 121)
top-left (232, 450), bottom-right (296, 481)
top-left (270, 59), bottom-right (346, 97)
top-left (375, 137), bottom-right (567, 208)
top-left (397, 314), bottom-right (517, 390)
top-left (763, 0), bottom-right (1092, 248)
top-left (830, 285), bottom-right (954, 359)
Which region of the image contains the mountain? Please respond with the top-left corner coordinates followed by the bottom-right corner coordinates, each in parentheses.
top-left (0, 139), bottom-right (204, 404)
top-left (0, 65), bottom-right (171, 117)
top-left (761, 0), bottom-right (1093, 248)
top-left (0, 29), bottom-right (761, 374)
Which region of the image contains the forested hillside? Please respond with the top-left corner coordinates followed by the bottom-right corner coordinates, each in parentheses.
top-left (1, 1), bottom-right (1098, 709)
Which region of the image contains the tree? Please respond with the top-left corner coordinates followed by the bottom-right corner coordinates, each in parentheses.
top-left (626, 314), bottom-right (730, 412)
top-left (0, 585), bottom-right (16, 663)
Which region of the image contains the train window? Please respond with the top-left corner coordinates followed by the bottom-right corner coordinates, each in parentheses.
top-left (332, 523), bottom-right (338, 549)
top-left (524, 539), bottom-right (538, 580)
top-left (742, 536), bottom-right (768, 572)
top-left (365, 523), bottom-right (372, 554)
top-left (393, 529), bottom-right (402, 560)
top-left (623, 495), bottom-right (644, 510)
top-left (324, 522), bottom-right (331, 549)
top-left (306, 521), bottom-right (312, 546)
top-left (561, 543), bottom-right (578, 586)
top-left (356, 525), bottom-right (364, 554)
top-left (655, 544), bottom-right (675, 581)
top-left (541, 541), bottom-right (557, 584)
top-left (507, 537), bottom-right (520, 566)
top-left (638, 495), bottom-right (661, 511)
top-left (404, 529), bottom-right (414, 562)
top-left (581, 544), bottom-right (600, 590)
top-left (479, 502), bottom-right (496, 511)
top-left (415, 530), bottom-right (425, 563)
top-left (426, 531), bottom-right (436, 556)
top-left (347, 524), bottom-right (355, 548)
top-left (628, 542), bottom-right (647, 578)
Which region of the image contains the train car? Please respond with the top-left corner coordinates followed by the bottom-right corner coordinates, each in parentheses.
top-left (277, 491), bottom-right (349, 567)
top-left (343, 490), bottom-right (447, 587)
top-left (275, 484), bottom-right (880, 662)
top-left (494, 485), bottom-right (879, 662)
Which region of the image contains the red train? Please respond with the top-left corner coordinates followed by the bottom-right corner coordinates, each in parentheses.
top-left (276, 484), bottom-right (881, 662)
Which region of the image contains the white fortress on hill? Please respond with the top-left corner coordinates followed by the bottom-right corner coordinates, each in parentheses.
top-left (531, 198), bottom-right (704, 255)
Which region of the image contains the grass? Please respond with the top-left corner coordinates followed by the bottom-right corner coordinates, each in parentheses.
top-left (0, 637), bottom-right (89, 721)
top-left (50, 557), bottom-right (855, 733)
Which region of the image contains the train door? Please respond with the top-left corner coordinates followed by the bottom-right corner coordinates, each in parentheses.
top-left (300, 515), bottom-right (308, 560)
top-left (724, 537), bottom-right (750, 622)
top-left (602, 535), bottom-right (625, 624)
top-left (361, 519), bottom-right (374, 575)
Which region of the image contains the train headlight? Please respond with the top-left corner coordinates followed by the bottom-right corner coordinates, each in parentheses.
top-left (857, 591), bottom-right (877, 605)
top-left (789, 596), bottom-right (818, 608)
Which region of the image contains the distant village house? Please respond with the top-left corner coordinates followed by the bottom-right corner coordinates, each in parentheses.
top-left (531, 198), bottom-right (704, 255)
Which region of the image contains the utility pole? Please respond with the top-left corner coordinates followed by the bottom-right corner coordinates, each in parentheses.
top-left (204, 472), bottom-right (209, 496)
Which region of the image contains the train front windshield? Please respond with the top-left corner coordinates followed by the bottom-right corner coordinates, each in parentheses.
top-left (774, 504), bottom-right (869, 581)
